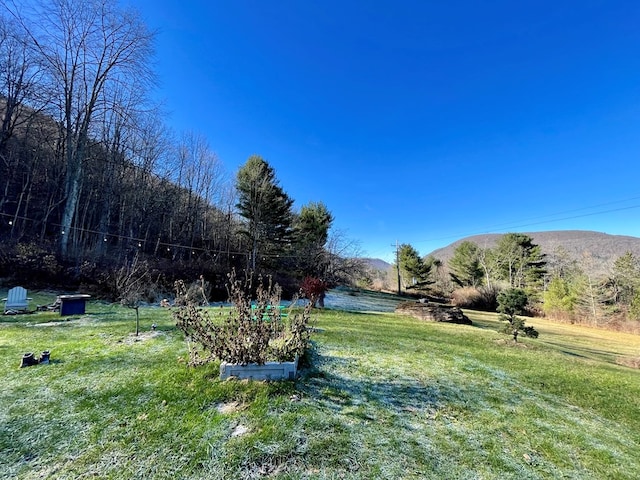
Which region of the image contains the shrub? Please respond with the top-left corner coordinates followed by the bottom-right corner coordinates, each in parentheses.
top-left (543, 277), bottom-right (577, 316)
top-left (497, 288), bottom-right (539, 342)
top-left (451, 287), bottom-right (482, 308)
top-left (497, 288), bottom-right (528, 318)
top-left (173, 270), bottom-right (312, 366)
top-left (628, 291), bottom-right (640, 321)
top-left (300, 276), bottom-right (329, 308)
top-left (8, 242), bottom-right (62, 284)
top-left (174, 275), bottom-right (211, 306)
top-left (451, 286), bottom-right (498, 311)
top-left (478, 285), bottom-right (499, 311)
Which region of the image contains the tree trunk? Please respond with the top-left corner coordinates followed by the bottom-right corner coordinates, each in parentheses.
top-left (59, 139), bottom-right (83, 257)
top-left (317, 291), bottom-right (325, 308)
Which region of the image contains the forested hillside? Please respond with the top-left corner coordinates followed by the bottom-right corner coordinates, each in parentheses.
top-left (376, 232), bottom-right (640, 330)
top-left (0, 0), bottom-right (364, 297)
top-left (421, 231), bottom-right (640, 330)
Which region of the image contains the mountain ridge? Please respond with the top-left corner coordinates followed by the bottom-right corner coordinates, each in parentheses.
top-left (362, 230), bottom-right (640, 278)
top-left (426, 230), bottom-right (640, 275)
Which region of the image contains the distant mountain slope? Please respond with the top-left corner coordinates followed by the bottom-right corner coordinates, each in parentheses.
top-left (427, 230), bottom-right (640, 275)
top-left (363, 258), bottom-right (392, 271)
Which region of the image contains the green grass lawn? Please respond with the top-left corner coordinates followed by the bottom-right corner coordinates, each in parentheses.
top-left (1, 294), bottom-right (639, 479)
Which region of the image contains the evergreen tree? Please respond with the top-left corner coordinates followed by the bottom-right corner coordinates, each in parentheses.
top-left (609, 252), bottom-right (640, 306)
top-left (596, 251), bottom-right (640, 321)
top-left (494, 233), bottom-right (546, 289)
top-left (425, 256), bottom-right (448, 294)
top-left (543, 277), bottom-right (578, 317)
top-left (449, 241), bottom-right (484, 287)
top-left (235, 155), bottom-right (294, 270)
top-left (294, 201), bottom-right (334, 277)
top-left (398, 244), bottom-right (432, 290)
top-left (497, 288), bottom-right (538, 341)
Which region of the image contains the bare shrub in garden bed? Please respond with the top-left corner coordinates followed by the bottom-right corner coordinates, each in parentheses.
top-left (173, 270), bottom-right (312, 366)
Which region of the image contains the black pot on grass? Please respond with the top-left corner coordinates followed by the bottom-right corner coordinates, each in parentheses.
top-left (40, 351), bottom-right (50, 364)
top-left (20, 352), bottom-right (38, 368)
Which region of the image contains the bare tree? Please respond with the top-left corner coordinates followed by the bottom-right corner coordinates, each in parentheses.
top-left (575, 251), bottom-right (608, 325)
top-left (171, 132), bottom-right (227, 256)
top-left (0, 11), bottom-right (45, 153)
top-left (3, 0), bottom-right (155, 257)
top-left (117, 112), bottom-right (171, 258)
top-left (324, 229), bottom-right (368, 286)
top-left (478, 245), bottom-right (498, 289)
top-left (90, 84), bottom-right (158, 258)
top-left (0, 9), bottom-right (49, 229)
top-left (114, 253), bottom-right (152, 336)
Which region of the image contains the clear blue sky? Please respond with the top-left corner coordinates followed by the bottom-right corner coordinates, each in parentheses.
top-left (130, 0), bottom-right (640, 262)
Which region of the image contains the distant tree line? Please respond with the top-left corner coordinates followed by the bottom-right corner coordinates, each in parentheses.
top-left (396, 233), bottom-right (640, 327)
top-left (543, 249), bottom-right (640, 326)
top-left (0, 0), bottom-right (365, 296)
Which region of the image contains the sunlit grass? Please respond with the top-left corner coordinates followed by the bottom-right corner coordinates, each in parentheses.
top-left (1, 299), bottom-right (639, 478)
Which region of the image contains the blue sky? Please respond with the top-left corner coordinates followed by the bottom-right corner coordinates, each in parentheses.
top-left (130, 0), bottom-right (640, 262)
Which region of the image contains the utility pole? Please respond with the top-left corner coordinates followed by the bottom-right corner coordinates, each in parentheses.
top-left (393, 240), bottom-right (401, 295)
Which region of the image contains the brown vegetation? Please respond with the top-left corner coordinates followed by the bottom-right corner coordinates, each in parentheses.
top-left (395, 301), bottom-right (471, 325)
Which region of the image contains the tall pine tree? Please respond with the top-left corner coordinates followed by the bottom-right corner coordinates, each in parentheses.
top-left (236, 155), bottom-right (294, 270)
top-left (294, 201), bottom-right (334, 277)
top-left (398, 243), bottom-right (433, 290)
top-left (449, 241), bottom-right (484, 287)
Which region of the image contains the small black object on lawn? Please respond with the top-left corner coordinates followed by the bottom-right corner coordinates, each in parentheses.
top-left (40, 350), bottom-right (50, 364)
top-left (20, 352), bottom-right (38, 368)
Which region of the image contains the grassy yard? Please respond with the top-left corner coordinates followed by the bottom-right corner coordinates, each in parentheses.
top-left (1, 292), bottom-right (639, 479)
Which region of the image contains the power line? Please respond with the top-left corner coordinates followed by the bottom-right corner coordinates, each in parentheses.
top-left (414, 198), bottom-right (640, 246)
top-left (0, 211), bottom-right (305, 259)
top-left (474, 195), bottom-right (640, 232)
top-left (391, 240), bottom-right (401, 294)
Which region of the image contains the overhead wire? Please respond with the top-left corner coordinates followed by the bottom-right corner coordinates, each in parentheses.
top-left (0, 211), bottom-right (303, 259)
top-left (414, 195), bottom-right (640, 246)
top-left (4, 195), bottom-right (640, 259)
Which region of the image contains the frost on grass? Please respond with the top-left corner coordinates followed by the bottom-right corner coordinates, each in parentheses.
top-left (29, 315), bottom-right (99, 327)
top-left (231, 424), bottom-right (250, 437)
top-left (0, 380), bottom-right (90, 479)
top-left (526, 398), bottom-right (639, 470)
top-left (216, 401), bottom-right (246, 415)
top-left (296, 343), bottom-right (640, 478)
top-left (120, 330), bottom-right (164, 344)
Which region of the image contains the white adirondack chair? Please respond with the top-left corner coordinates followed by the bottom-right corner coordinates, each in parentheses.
top-left (3, 286), bottom-right (32, 313)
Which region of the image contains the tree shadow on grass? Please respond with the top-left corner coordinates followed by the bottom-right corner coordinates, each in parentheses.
top-left (539, 339), bottom-right (625, 364)
top-left (298, 351), bottom-right (476, 424)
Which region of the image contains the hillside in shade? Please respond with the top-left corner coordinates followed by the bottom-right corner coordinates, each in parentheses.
top-left (362, 258), bottom-right (392, 271)
top-left (426, 230), bottom-right (640, 275)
